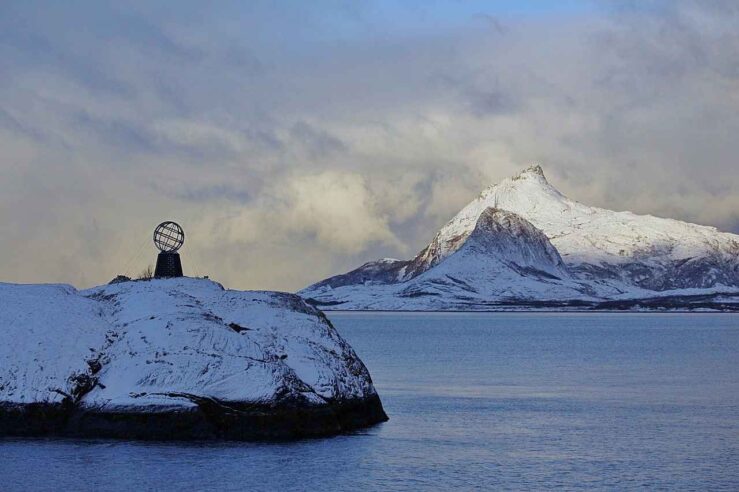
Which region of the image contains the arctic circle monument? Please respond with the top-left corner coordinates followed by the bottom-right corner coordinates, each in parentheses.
top-left (153, 220), bottom-right (185, 278)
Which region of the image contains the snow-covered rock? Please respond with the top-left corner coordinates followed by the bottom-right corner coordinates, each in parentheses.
top-left (300, 166), bottom-right (739, 310)
top-left (0, 278), bottom-right (387, 440)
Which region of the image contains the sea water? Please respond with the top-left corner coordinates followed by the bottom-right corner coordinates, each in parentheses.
top-left (2, 313), bottom-right (737, 490)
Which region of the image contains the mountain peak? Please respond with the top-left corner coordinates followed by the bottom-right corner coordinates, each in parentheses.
top-left (473, 207), bottom-right (522, 233)
top-left (479, 164), bottom-right (559, 204)
top-left (470, 208), bottom-right (543, 244)
top-left (471, 208), bottom-right (555, 250)
top-left (435, 206), bottom-right (570, 280)
top-left (512, 164), bottom-right (546, 181)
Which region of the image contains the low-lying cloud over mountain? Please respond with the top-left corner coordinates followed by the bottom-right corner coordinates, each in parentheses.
top-left (2, 1), bottom-right (738, 290)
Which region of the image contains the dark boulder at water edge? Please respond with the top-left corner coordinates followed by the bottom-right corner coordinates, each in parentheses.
top-left (0, 278), bottom-right (387, 440)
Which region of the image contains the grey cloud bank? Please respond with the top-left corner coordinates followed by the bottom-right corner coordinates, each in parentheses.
top-left (1, 1), bottom-right (737, 291)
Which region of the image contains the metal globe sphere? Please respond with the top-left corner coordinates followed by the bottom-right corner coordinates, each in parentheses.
top-left (153, 221), bottom-right (185, 253)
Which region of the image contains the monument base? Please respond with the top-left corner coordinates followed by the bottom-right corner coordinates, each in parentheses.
top-left (154, 252), bottom-right (183, 278)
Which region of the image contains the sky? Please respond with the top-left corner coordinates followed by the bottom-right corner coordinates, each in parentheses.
top-left (1, 0), bottom-right (738, 291)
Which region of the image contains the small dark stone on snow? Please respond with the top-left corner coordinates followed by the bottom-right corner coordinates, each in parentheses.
top-left (228, 322), bottom-right (250, 333)
top-left (109, 275), bottom-right (132, 284)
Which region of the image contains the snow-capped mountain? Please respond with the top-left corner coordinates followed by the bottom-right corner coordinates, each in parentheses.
top-left (417, 165), bottom-right (739, 290)
top-left (300, 166), bottom-right (739, 310)
top-left (0, 278), bottom-right (387, 439)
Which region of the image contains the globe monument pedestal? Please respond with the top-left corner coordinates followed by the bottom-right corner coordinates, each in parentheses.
top-left (153, 221), bottom-right (185, 278)
top-left (155, 252), bottom-right (183, 278)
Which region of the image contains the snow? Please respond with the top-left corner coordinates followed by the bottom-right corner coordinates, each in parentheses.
top-left (0, 278), bottom-right (378, 410)
top-left (302, 208), bottom-right (637, 310)
top-left (300, 165), bottom-right (739, 310)
top-left (0, 283), bottom-right (109, 404)
top-left (422, 165), bottom-right (739, 273)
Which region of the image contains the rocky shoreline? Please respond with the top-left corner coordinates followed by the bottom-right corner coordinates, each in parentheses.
top-left (0, 394), bottom-right (387, 441)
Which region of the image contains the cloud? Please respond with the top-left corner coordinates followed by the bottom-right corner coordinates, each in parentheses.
top-left (200, 170), bottom-right (398, 252)
top-left (280, 171), bottom-right (399, 253)
top-left (0, 1), bottom-right (738, 291)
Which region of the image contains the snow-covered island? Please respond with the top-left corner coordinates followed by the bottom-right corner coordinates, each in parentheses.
top-left (301, 166), bottom-right (739, 311)
top-left (0, 278), bottom-right (387, 440)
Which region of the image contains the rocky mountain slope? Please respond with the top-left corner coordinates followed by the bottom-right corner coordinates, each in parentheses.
top-left (300, 166), bottom-right (739, 310)
top-left (0, 278), bottom-right (387, 439)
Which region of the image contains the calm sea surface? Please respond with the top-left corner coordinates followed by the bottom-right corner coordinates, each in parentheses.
top-left (2, 313), bottom-right (738, 491)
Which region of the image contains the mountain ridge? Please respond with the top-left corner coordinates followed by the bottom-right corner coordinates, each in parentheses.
top-left (300, 165), bottom-right (739, 311)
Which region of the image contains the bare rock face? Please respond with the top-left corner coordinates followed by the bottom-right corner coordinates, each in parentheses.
top-left (300, 166), bottom-right (739, 311)
top-left (421, 207), bottom-right (570, 281)
top-left (0, 278), bottom-right (387, 440)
